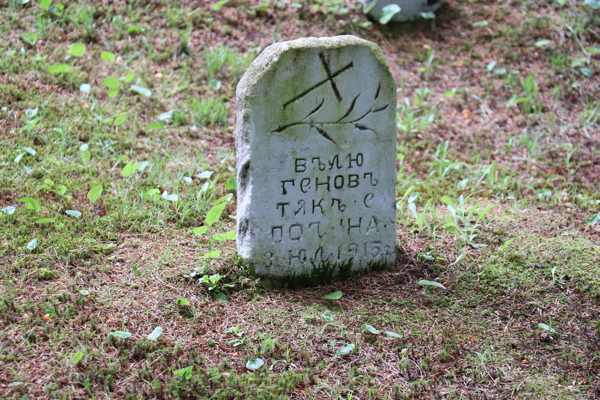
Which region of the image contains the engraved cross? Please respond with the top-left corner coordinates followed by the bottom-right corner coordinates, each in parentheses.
top-left (283, 53), bottom-right (353, 109)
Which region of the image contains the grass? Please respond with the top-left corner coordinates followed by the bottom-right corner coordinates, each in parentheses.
top-left (1, 0), bottom-right (599, 398)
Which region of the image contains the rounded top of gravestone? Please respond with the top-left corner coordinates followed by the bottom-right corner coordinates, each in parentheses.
top-left (237, 36), bottom-right (391, 100)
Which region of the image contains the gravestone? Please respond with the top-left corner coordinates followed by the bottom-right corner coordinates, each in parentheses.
top-left (236, 36), bottom-right (396, 287)
top-left (357, 0), bottom-right (442, 22)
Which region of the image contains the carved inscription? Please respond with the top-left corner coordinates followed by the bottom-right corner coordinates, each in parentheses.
top-left (261, 150), bottom-right (391, 269)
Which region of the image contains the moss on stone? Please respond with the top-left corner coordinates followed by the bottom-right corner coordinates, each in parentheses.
top-left (238, 249), bottom-right (399, 289)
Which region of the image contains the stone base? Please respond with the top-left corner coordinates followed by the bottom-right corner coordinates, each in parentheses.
top-left (241, 248), bottom-right (399, 289)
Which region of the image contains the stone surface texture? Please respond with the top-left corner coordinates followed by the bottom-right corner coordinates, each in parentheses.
top-left (357, 0), bottom-right (442, 22)
top-left (236, 36), bottom-right (396, 283)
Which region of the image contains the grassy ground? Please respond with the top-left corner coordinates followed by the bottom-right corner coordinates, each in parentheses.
top-left (0, 0), bottom-right (599, 398)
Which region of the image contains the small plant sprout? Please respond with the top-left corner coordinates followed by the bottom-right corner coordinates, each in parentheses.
top-left (364, 324), bottom-right (380, 334)
top-left (384, 331), bottom-right (402, 339)
top-left (71, 351), bottom-right (84, 364)
top-left (176, 298), bottom-right (189, 306)
top-left (110, 331), bottom-right (132, 339)
top-left (198, 273), bottom-right (234, 302)
top-left (17, 197), bottom-right (41, 212)
top-left (537, 323), bottom-right (557, 334)
top-left (418, 280), bottom-right (446, 289)
top-left (147, 327), bottom-right (163, 341)
top-left (87, 185), bottom-right (103, 203)
top-left (246, 358), bottom-right (264, 371)
top-left (324, 291), bottom-right (343, 300)
top-left (322, 310), bottom-right (334, 321)
top-left (173, 366), bottom-right (193, 380)
top-left (336, 343), bottom-right (355, 356)
top-left (39, 179), bottom-right (72, 200)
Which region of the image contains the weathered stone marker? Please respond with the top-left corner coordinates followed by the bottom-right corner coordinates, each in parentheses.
top-left (236, 36), bottom-right (396, 286)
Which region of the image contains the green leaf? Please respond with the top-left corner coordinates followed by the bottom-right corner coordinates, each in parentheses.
top-left (21, 33), bottom-right (38, 47)
top-left (201, 250), bottom-right (221, 258)
top-left (418, 280), bottom-right (446, 289)
top-left (195, 171), bottom-right (214, 180)
top-left (123, 71), bottom-right (135, 83)
top-left (114, 114), bottom-right (127, 126)
top-left (36, 218), bottom-right (55, 224)
top-left (212, 231), bottom-right (236, 241)
top-left (225, 177), bottom-right (236, 190)
top-left (1, 206), bottom-right (16, 215)
top-left (23, 147), bottom-right (36, 156)
top-left (65, 210), bottom-right (81, 218)
top-left (80, 83), bottom-right (92, 95)
top-left (8, 382), bottom-right (23, 387)
top-left (27, 238), bottom-right (37, 250)
top-left (324, 291), bottom-right (343, 300)
top-left (161, 192), bottom-right (178, 202)
top-left (336, 343), bottom-right (355, 355)
top-left (580, 67), bottom-right (592, 78)
top-left (130, 85), bottom-right (152, 97)
top-left (71, 351), bottom-right (84, 364)
top-left (205, 203), bottom-right (227, 226)
top-left (17, 197), bottom-right (41, 212)
top-left (87, 185), bottom-right (103, 203)
top-left (537, 323), bottom-right (557, 334)
top-left (440, 196), bottom-right (453, 206)
top-left (148, 122), bottom-right (164, 130)
top-left (147, 326), bottom-right (163, 340)
top-left (40, 0), bottom-right (51, 10)
top-left (246, 358), bottom-right (264, 370)
top-left (213, 0), bottom-right (229, 10)
top-left (213, 193), bottom-right (233, 205)
top-left (571, 57), bottom-right (589, 68)
top-left (110, 331), bottom-right (132, 339)
top-left (122, 161), bottom-right (140, 177)
top-left (104, 77), bottom-right (120, 89)
top-left (127, 25), bottom-right (141, 34)
top-left (472, 20), bottom-right (488, 27)
top-left (81, 149), bottom-right (91, 165)
top-left (55, 185), bottom-right (67, 195)
top-left (499, 238), bottom-right (516, 251)
top-left (586, 213), bottom-right (600, 226)
top-left (322, 310), bottom-right (334, 321)
top-left (69, 43), bottom-right (86, 57)
top-left (215, 292), bottom-right (228, 302)
top-left (193, 226), bottom-right (208, 235)
top-left (534, 40), bottom-right (552, 48)
top-left (107, 88), bottom-right (119, 98)
top-left (173, 365), bottom-right (193, 378)
top-left (48, 64), bottom-right (70, 74)
top-left (176, 298), bottom-right (189, 306)
top-left (363, 324), bottom-right (380, 334)
top-left (384, 331), bottom-right (402, 339)
top-left (450, 253), bottom-right (466, 266)
top-left (100, 51), bottom-right (116, 62)
top-left (379, 4), bottom-right (400, 24)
